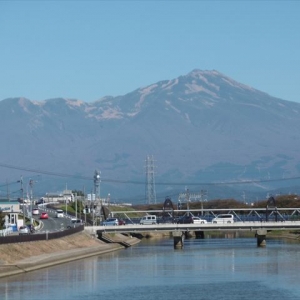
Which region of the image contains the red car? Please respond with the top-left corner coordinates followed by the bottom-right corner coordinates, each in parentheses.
top-left (40, 212), bottom-right (49, 219)
top-left (118, 219), bottom-right (126, 225)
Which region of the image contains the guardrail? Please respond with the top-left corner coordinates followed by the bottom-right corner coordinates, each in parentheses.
top-left (0, 225), bottom-right (84, 244)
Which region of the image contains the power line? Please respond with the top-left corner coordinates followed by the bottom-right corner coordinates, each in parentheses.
top-left (0, 162), bottom-right (300, 187)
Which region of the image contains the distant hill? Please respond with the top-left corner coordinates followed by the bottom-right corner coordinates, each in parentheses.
top-left (1, 69), bottom-right (300, 203)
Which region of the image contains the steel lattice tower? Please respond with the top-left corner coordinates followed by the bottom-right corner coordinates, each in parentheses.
top-left (145, 155), bottom-right (156, 204)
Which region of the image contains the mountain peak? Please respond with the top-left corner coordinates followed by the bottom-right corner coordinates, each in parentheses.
top-left (187, 69), bottom-right (221, 77)
top-left (186, 69), bottom-right (254, 92)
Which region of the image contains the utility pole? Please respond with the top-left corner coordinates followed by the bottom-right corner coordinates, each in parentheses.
top-left (18, 176), bottom-right (25, 225)
top-left (29, 179), bottom-right (35, 225)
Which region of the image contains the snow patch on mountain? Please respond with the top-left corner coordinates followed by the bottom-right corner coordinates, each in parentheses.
top-left (188, 71), bottom-right (220, 90)
top-left (18, 98), bottom-right (31, 113)
top-left (185, 113), bottom-right (191, 123)
top-left (165, 100), bottom-right (181, 113)
top-left (100, 107), bottom-right (123, 119)
top-left (221, 77), bottom-right (254, 91)
top-left (162, 79), bottom-right (179, 90)
top-left (137, 84), bottom-right (158, 108)
top-left (185, 83), bottom-right (219, 98)
top-left (66, 99), bottom-right (85, 107)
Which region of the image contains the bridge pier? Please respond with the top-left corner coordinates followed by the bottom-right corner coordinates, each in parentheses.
top-left (173, 231), bottom-right (185, 249)
top-left (256, 229), bottom-right (267, 247)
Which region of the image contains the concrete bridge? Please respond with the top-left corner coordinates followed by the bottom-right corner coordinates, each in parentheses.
top-left (84, 220), bottom-right (300, 248)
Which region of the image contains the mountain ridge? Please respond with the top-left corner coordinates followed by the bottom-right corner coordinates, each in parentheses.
top-left (1, 69), bottom-right (300, 203)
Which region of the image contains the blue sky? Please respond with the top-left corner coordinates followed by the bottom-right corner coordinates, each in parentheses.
top-left (0, 1), bottom-right (299, 103)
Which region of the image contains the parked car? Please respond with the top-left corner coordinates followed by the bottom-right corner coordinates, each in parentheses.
top-left (19, 225), bottom-right (30, 235)
top-left (102, 218), bottom-right (119, 226)
top-left (40, 212), bottom-right (49, 219)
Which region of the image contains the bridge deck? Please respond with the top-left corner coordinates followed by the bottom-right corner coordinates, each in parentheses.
top-left (85, 221), bottom-right (300, 234)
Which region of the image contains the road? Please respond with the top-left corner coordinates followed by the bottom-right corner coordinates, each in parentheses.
top-left (32, 205), bottom-right (75, 232)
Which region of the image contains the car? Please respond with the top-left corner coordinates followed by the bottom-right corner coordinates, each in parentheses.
top-left (56, 209), bottom-right (64, 218)
top-left (19, 225), bottom-right (30, 235)
top-left (177, 215), bottom-right (193, 224)
top-left (35, 198), bottom-right (45, 205)
top-left (32, 208), bottom-right (39, 215)
top-left (177, 215), bottom-right (207, 224)
top-left (212, 214), bottom-right (234, 224)
top-left (191, 217), bottom-right (207, 224)
top-left (140, 215), bottom-right (157, 225)
top-left (40, 212), bottom-right (49, 219)
top-left (118, 219), bottom-right (126, 225)
top-left (102, 218), bottom-right (119, 226)
top-left (71, 218), bottom-right (83, 224)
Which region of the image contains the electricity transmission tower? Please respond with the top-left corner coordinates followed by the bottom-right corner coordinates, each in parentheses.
top-left (145, 155), bottom-right (156, 204)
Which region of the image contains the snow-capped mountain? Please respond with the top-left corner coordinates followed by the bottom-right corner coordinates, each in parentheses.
top-left (1, 69), bottom-right (300, 202)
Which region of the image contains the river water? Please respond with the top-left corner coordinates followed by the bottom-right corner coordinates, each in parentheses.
top-left (1, 235), bottom-right (300, 300)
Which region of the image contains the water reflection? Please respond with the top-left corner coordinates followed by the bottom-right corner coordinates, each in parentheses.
top-left (1, 237), bottom-right (300, 300)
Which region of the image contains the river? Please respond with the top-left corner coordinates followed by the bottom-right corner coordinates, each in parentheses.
top-left (1, 235), bottom-right (300, 300)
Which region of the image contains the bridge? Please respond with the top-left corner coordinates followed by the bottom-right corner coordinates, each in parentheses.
top-left (84, 220), bottom-right (300, 249)
top-left (105, 206), bottom-right (300, 223)
top-left (85, 203), bottom-right (300, 248)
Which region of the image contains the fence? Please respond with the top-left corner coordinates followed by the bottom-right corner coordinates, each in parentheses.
top-left (0, 227), bottom-right (13, 237)
top-left (0, 225), bottom-right (84, 244)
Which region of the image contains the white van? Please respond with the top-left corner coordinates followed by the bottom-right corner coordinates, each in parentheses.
top-left (140, 215), bottom-right (157, 225)
top-left (56, 209), bottom-right (64, 218)
top-left (212, 214), bottom-right (234, 224)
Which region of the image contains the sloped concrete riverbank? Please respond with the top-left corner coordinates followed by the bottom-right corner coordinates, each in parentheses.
top-left (0, 231), bottom-right (141, 278)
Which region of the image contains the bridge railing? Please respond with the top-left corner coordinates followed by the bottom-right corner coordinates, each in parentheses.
top-left (108, 208), bottom-right (300, 223)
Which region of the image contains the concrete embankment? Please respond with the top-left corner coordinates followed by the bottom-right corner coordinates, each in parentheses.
top-left (0, 231), bottom-right (141, 278)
